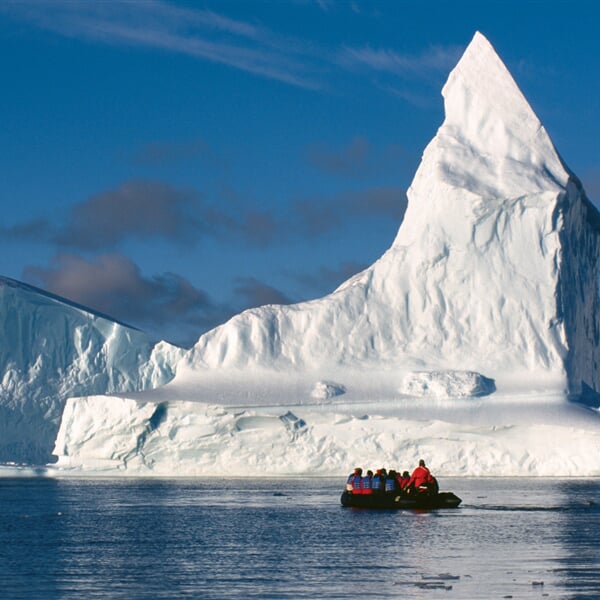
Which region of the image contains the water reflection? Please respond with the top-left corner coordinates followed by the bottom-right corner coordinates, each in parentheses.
top-left (0, 477), bottom-right (599, 599)
top-left (552, 480), bottom-right (600, 597)
top-left (0, 478), bottom-right (63, 599)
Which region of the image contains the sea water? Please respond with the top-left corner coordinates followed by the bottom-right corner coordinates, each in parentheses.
top-left (0, 477), bottom-right (599, 599)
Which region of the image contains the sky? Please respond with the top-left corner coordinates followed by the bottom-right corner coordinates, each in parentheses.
top-left (0, 0), bottom-right (599, 347)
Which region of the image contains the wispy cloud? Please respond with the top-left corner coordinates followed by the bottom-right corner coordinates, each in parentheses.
top-left (1, 0), bottom-right (322, 89)
top-left (337, 42), bottom-right (463, 106)
top-left (378, 84), bottom-right (442, 109)
top-left (2, 1), bottom-right (462, 99)
top-left (338, 44), bottom-right (462, 77)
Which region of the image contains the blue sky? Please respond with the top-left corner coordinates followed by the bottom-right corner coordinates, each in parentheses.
top-left (1, 0), bottom-right (598, 346)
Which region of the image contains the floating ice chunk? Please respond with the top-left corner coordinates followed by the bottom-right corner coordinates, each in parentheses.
top-left (279, 411), bottom-right (307, 434)
top-left (400, 370), bottom-right (496, 399)
top-left (310, 380), bottom-right (346, 400)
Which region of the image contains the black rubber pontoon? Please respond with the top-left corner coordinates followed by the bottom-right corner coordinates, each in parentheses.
top-left (340, 490), bottom-right (461, 509)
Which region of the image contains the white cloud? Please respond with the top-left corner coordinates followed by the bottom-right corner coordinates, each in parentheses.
top-left (1, 0), bottom-right (321, 89)
top-left (338, 44), bottom-right (462, 76)
top-left (2, 0), bottom-right (461, 96)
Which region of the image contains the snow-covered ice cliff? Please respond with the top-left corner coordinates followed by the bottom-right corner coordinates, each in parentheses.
top-left (177, 31), bottom-right (600, 397)
top-left (50, 32), bottom-right (600, 476)
top-left (0, 276), bottom-right (184, 464)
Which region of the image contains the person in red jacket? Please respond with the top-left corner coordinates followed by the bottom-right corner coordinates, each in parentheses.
top-left (398, 470), bottom-right (411, 490)
top-left (407, 459), bottom-right (437, 493)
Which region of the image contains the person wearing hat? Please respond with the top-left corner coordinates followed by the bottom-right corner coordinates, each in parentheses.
top-left (346, 467), bottom-right (363, 493)
top-left (361, 469), bottom-right (373, 495)
top-left (371, 469), bottom-right (384, 494)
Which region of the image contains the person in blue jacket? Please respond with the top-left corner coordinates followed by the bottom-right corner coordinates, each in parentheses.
top-left (371, 468), bottom-right (385, 494)
top-left (346, 467), bottom-right (363, 493)
top-left (361, 470), bottom-right (373, 495)
top-left (385, 469), bottom-right (399, 494)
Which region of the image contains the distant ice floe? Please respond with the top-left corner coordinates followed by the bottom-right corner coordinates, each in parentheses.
top-left (400, 371), bottom-right (496, 399)
top-left (310, 380), bottom-right (346, 401)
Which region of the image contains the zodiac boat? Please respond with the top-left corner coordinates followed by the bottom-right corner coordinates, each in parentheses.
top-left (340, 490), bottom-right (462, 510)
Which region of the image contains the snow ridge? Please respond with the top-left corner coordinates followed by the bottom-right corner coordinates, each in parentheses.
top-left (0, 277), bottom-right (184, 464)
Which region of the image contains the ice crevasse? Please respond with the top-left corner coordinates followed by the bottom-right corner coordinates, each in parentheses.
top-left (51, 32), bottom-right (600, 477)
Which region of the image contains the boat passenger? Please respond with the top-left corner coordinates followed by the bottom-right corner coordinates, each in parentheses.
top-left (346, 467), bottom-right (363, 493)
top-left (398, 471), bottom-right (411, 490)
top-left (385, 469), bottom-right (399, 494)
top-left (407, 459), bottom-right (436, 493)
top-left (371, 469), bottom-right (385, 494)
top-left (361, 470), bottom-right (373, 495)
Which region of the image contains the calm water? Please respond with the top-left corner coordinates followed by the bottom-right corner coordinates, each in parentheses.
top-left (0, 477), bottom-right (599, 599)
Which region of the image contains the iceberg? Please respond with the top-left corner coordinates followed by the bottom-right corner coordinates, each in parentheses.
top-left (0, 276), bottom-right (184, 464)
top-left (50, 32), bottom-right (600, 476)
top-left (399, 371), bottom-right (496, 399)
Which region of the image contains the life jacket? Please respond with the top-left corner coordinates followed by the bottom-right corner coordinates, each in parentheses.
top-left (385, 476), bottom-right (398, 493)
top-left (346, 472), bottom-right (362, 492)
top-left (361, 475), bottom-right (373, 494)
top-left (371, 474), bottom-right (383, 491)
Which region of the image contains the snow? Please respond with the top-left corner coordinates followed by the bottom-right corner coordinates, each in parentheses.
top-left (399, 371), bottom-right (496, 399)
top-left (5, 32), bottom-right (600, 477)
top-left (310, 380), bottom-right (346, 400)
top-left (48, 393), bottom-right (600, 477)
top-left (0, 276), bottom-right (185, 464)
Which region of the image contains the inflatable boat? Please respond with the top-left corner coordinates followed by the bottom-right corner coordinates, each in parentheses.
top-left (340, 490), bottom-right (462, 510)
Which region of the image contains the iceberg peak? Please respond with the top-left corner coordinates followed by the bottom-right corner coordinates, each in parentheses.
top-left (439, 31), bottom-right (566, 180)
top-left (394, 32), bottom-right (572, 249)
